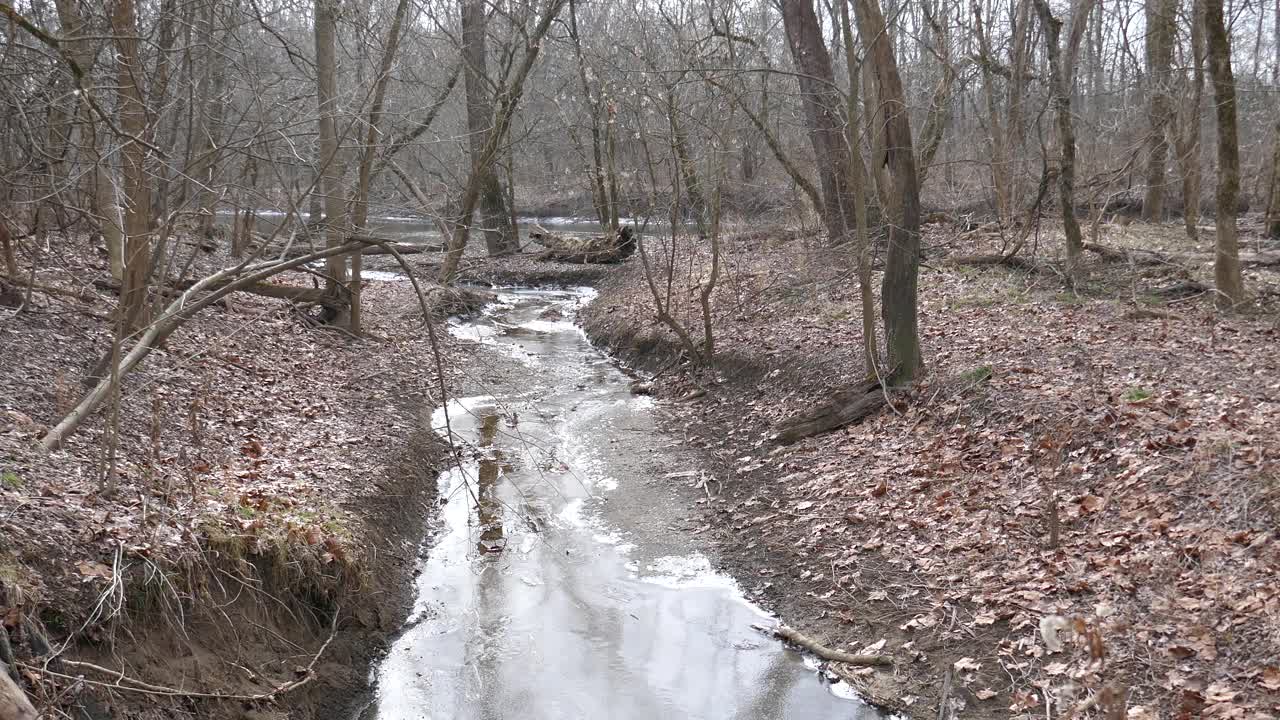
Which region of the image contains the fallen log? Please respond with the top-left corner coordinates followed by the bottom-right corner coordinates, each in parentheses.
top-left (267, 236), bottom-right (442, 260)
top-left (772, 378), bottom-right (886, 444)
top-left (0, 275), bottom-right (100, 304)
top-left (1145, 279), bottom-right (1208, 299)
top-left (94, 277), bottom-right (345, 308)
top-left (944, 253), bottom-right (1043, 272)
top-left (1085, 243), bottom-right (1280, 269)
top-left (753, 624), bottom-right (892, 667)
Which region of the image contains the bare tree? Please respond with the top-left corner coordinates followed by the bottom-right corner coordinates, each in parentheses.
top-left (315, 0), bottom-right (347, 306)
top-left (1142, 0), bottom-right (1176, 220)
top-left (462, 0), bottom-right (518, 255)
top-left (854, 0), bottom-right (923, 381)
top-left (1204, 0), bottom-right (1245, 308)
top-left (1032, 0), bottom-right (1096, 279)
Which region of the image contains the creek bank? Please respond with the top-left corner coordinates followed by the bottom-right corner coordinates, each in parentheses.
top-left (578, 225), bottom-right (1280, 718)
top-left (0, 233), bottom-right (511, 719)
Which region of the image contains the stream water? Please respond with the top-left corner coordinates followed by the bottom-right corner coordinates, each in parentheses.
top-left (215, 212), bottom-right (613, 247)
top-left (356, 287), bottom-right (885, 720)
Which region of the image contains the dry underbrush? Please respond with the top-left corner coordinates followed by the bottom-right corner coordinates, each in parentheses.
top-left (0, 231), bottom-right (463, 717)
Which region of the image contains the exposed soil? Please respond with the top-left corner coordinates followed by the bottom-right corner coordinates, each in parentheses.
top-left (580, 219), bottom-right (1280, 718)
top-left (0, 234), bottom-right (600, 719)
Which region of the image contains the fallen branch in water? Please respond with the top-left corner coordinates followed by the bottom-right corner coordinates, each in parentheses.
top-left (753, 624), bottom-right (893, 667)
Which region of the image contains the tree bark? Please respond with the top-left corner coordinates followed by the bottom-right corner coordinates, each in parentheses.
top-left (314, 0), bottom-right (347, 301)
top-left (351, 0), bottom-right (412, 335)
top-left (111, 0), bottom-right (153, 328)
top-left (854, 0), bottom-right (923, 382)
top-left (1266, 118), bottom-right (1280, 239)
top-left (462, 0), bottom-right (517, 255)
top-left (1142, 0), bottom-right (1175, 220)
top-left (1032, 0), bottom-right (1092, 279)
top-left (780, 0), bottom-right (855, 246)
top-left (1204, 0), bottom-right (1245, 308)
top-left (971, 0), bottom-right (1012, 224)
top-left (1175, 0), bottom-right (1206, 242)
top-left (837, 0), bottom-right (878, 373)
top-left (438, 0), bottom-right (569, 283)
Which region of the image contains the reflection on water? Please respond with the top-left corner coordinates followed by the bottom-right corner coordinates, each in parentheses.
top-left (360, 288), bottom-right (885, 720)
top-left (475, 413), bottom-right (506, 555)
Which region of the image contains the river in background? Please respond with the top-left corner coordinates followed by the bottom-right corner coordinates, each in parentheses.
top-left (351, 287), bottom-right (886, 720)
top-left (215, 212), bottom-right (618, 247)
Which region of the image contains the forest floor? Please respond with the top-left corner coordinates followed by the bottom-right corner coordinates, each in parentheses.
top-left (3, 218), bottom-right (1277, 719)
top-left (0, 232), bottom-right (594, 719)
top-left (580, 217), bottom-right (1280, 719)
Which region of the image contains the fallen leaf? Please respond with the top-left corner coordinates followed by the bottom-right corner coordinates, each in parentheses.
top-left (954, 657), bottom-right (982, 672)
top-left (975, 688), bottom-right (998, 700)
top-left (1260, 666), bottom-right (1280, 691)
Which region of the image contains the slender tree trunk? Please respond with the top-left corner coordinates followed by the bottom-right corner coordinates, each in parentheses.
top-left (1204, 0), bottom-right (1245, 308)
top-left (780, 0), bottom-right (855, 246)
top-left (916, 1), bottom-right (955, 189)
top-left (438, 0), bottom-right (569, 282)
top-left (568, 0), bottom-right (612, 231)
top-left (972, 0), bottom-right (1012, 224)
top-left (1266, 118), bottom-right (1280, 239)
top-left (854, 0), bottom-right (923, 381)
top-left (462, 0), bottom-right (516, 255)
top-left (112, 0), bottom-right (153, 327)
top-left (1142, 0), bottom-right (1175, 220)
top-left (315, 0), bottom-right (347, 301)
top-left (1032, 0), bottom-right (1093, 279)
top-left (838, 0), bottom-right (878, 373)
top-left (351, 0), bottom-right (412, 334)
top-left (1175, 0), bottom-right (1206, 241)
top-left (53, 0), bottom-right (125, 281)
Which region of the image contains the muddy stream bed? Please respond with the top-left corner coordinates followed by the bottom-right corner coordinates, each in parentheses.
top-left (353, 287), bottom-right (885, 720)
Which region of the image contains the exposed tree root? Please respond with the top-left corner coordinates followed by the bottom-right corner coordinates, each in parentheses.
top-left (753, 624), bottom-right (893, 667)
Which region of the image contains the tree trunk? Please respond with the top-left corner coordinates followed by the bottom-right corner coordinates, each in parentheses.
top-left (1175, 0), bottom-right (1206, 242)
top-left (351, 0), bottom-right (412, 335)
top-left (1032, 0), bottom-right (1091, 279)
top-left (916, 1), bottom-right (955, 189)
top-left (314, 0), bottom-right (347, 302)
top-left (568, 0), bottom-right (613, 231)
top-left (972, 0), bottom-right (1012, 224)
top-left (462, 0), bottom-right (517, 255)
top-left (854, 0), bottom-right (923, 382)
top-left (112, 0), bottom-right (153, 327)
top-left (1204, 0), bottom-right (1245, 308)
top-left (1142, 0), bottom-right (1175, 220)
top-left (780, 0), bottom-right (855, 246)
top-left (1266, 118), bottom-right (1280, 239)
top-left (438, 0), bottom-right (569, 283)
top-left (838, 0), bottom-right (878, 373)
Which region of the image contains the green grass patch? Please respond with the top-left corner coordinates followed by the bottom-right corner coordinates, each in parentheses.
top-left (1123, 386), bottom-right (1154, 403)
top-left (961, 365), bottom-right (994, 385)
top-left (0, 471), bottom-right (21, 490)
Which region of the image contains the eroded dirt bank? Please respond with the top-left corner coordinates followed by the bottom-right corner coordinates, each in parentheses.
top-left (0, 236), bottom-right (597, 719)
top-left (579, 223), bottom-right (1280, 718)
